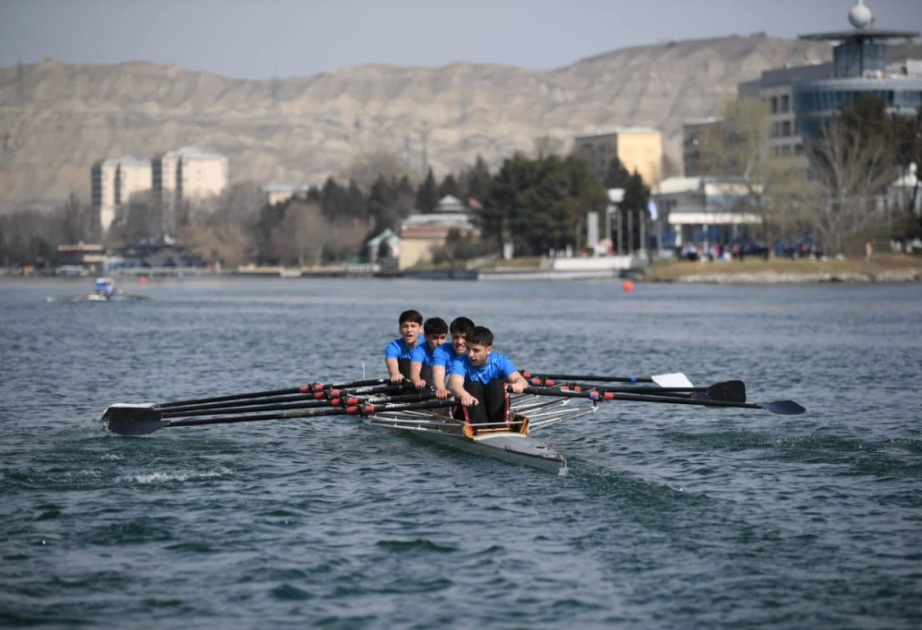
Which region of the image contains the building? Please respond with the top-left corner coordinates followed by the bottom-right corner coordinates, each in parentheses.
top-left (573, 127), bottom-right (663, 187)
top-left (653, 176), bottom-right (761, 251)
top-left (91, 156), bottom-right (152, 234)
top-left (398, 195), bottom-right (479, 270)
top-left (262, 183), bottom-right (315, 206)
top-left (734, 1), bottom-right (920, 162)
top-left (153, 146), bottom-right (229, 208)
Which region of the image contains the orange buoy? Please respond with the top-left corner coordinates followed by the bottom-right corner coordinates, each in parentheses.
top-left (139, 277), bottom-right (148, 285)
top-left (622, 280), bottom-right (635, 292)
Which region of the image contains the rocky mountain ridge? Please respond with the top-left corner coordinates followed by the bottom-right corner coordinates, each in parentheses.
top-left (0, 34), bottom-right (879, 214)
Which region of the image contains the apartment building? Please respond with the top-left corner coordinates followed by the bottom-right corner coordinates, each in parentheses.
top-left (573, 127), bottom-right (663, 188)
top-left (153, 146), bottom-right (229, 207)
top-left (91, 156), bottom-right (152, 233)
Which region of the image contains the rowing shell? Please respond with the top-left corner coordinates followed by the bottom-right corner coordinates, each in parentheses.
top-left (365, 393), bottom-right (599, 474)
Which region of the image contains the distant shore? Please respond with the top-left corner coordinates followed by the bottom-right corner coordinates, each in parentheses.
top-left (638, 254), bottom-right (922, 283)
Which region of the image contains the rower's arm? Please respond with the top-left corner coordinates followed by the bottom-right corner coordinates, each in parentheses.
top-left (431, 364), bottom-right (449, 398)
top-left (506, 370), bottom-right (528, 394)
top-left (409, 361), bottom-right (426, 389)
top-left (449, 374), bottom-right (477, 406)
top-left (385, 357), bottom-right (403, 383)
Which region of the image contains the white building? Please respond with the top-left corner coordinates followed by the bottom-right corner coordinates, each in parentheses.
top-left (91, 156), bottom-right (152, 234)
top-left (653, 176), bottom-right (761, 249)
top-left (398, 195), bottom-right (479, 270)
top-left (153, 146), bottom-right (228, 207)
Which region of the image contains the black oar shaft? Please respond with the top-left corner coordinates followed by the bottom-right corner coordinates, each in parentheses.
top-left (162, 398), bottom-right (341, 418)
top-left (158, 379), bottom-right (393, 409)
top-left (523, 372), bottom-right (653, 383)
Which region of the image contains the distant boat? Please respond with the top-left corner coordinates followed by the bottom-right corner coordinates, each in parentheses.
top-left (46, 277), bottom-right (148, 303)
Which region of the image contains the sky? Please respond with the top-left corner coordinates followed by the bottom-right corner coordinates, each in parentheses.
top-left (1, 0), bottom-right (921, 80)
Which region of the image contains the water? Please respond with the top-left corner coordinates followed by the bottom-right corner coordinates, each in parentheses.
top-left (1, 277), bottom-right (921, 628)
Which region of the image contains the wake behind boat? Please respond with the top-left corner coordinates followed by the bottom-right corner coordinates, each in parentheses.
top-left (101, 373), bottom-right (805, 473)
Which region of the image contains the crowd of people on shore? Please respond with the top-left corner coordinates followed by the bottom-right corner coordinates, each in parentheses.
top-left (678, 240), bottom-right (825, 262)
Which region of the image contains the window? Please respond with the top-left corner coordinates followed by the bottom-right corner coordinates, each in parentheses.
top-left (770, 96), bottom-right (779, 114)
top-left (781, 120), bottom-right (792, 137)
top-left (781, 94), bottom-right (790, 113)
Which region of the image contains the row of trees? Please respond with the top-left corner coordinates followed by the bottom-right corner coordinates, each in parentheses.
top-left (702, 96), bottom-right (922, 256)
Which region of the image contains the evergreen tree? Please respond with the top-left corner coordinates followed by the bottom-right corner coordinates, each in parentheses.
top-left (320, 177), bottom-right (345, 219)
top-left (484, 154), bottom-right (608, 256)
top-left (459, 155), bottom-right (492, 204)
top-left (416, 169), bottom-right (439, 213)
top-left (438, 173), bottom-right (460, 199)
top-left (603, 157), bottom-right (631, 189)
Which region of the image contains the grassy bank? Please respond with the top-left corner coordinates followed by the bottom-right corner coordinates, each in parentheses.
top-left (640, 254), bottom-right (922, 283)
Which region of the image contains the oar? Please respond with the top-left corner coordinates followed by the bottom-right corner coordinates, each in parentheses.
top-left (522, 372), bottom-right (693, 388)
top-left (157, 378), bottom-right (393, 409)
top-left (165, 390), bottom-right (439, 419)
top-left (541, 380), bottom-right (746, 403)
top-left (104, 399), bottom-right (460, 436)
top-left (163, 382), bottom-right (417, 415)
top-left (521, 387), bottom-right (805, 415)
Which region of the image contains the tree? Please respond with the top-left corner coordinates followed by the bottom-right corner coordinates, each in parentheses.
top-left (341, 152), bottom-right (410, 193)
top-left (438, 173), bottom-right (460, 199)
top-left (459, 155), bottom-right (491, 204)
top-left (603, 157), bottom-right (631, 189)
top-left (891, 105), bottom-right (922, 240)
top-left (416, 169), bottom-right (438, 213)
top-left (483, 154), bottom-right (608, 256)
top-left (806, 95), bottom-right (897, 254)
top-left (702, 97), bottom-right (804, 257)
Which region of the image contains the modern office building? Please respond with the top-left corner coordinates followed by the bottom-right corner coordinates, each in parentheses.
top-left (573, 127), bottom-right (663, 187)
top-left (735, 0), bottom-right (920, 161)
top-left (91, 156), bottom-right (152, 234)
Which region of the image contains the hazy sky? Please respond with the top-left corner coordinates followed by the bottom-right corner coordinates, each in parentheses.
top-left (1, 0), bottom-right (921, 80)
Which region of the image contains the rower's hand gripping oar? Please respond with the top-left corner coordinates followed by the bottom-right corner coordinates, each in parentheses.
top-left (522, 371), bottom-right (694, 388)
top-left (521, 387), bottom-right (805, 415)
top-left (104, 399), bottom-right (459, 436)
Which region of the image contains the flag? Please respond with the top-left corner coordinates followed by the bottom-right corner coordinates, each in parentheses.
top-left (647, 200), bottom-right (658, 221)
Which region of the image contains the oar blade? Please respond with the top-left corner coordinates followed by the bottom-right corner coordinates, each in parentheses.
top-left (103, 404), bottom-right (166, 436)
top-left (759, 400), bottom-right (806, 415)
top-left (701, 380), bottom-right (746, 403)
top-left (651, 373), bottom-right (693, 388)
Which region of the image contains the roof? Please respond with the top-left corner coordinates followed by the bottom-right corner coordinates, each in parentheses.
top-left (657, 177), bottom-right (703, 195)
top-left (799, 28), bottom-right (918, 42)
top-left (574, 127), bottom-right (661, 139)
top-left (608, 188), bottom-right (625, 203)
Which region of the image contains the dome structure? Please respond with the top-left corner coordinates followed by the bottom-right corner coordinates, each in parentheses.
top-left (848, 0), bottom-right (873, 30)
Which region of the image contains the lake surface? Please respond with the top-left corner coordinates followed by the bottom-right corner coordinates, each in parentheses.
top-left (1, 277), bottom-right (921, 628)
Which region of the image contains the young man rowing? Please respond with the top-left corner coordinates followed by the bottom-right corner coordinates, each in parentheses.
top-left (448, 325), bottom-right (528, 429)
top-left (409, 317), bottom-right (448, 391)
top-left (424, 316), bottom-right (475, 399)
top-left (385, 309), bottom-right (423, 382)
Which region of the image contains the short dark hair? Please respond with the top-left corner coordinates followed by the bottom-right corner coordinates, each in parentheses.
top-left (423, 317), bottom-right (448, 335)
top-left (466, 325), bottom-right (493, 347)
top-left (449, 316), bottom-right (475, 336)
top-left (399, 309), bottom-right (423, 325)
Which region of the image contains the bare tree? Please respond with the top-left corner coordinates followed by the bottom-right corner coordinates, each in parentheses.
top-left (533, 135), bottom-right (565, 159)
top-left (806, 114), bottom-right (896, 254)
top-left (342, 152), bottom-right (412, 192)
top-left (702, 97), bottom-right (804, 256)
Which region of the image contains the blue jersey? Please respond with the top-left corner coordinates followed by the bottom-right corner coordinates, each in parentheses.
top-left (450, 352), bottom-right (517, 385)
top-left (430, 342), bottom-right (459, 369)
top-left (410, 341), bottom-right (439, 366)
top-left (385, 338), bottom-right (419, 361)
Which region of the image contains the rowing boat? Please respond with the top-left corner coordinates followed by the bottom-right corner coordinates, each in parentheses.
top-left (365, 392), bottom-right (598, 474)
top-left (102, 372), bottom-right (805, 474)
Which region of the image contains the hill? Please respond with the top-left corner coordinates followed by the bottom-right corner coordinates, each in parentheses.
top-left (0, 34), bottom-right (856, 214)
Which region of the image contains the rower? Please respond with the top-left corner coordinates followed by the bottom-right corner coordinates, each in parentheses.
top-left (429, 316), bottom-right (474, 400)
top-left (409, 317), bottom-right (448, 391)
top-left (385, 309), bottom-right (423, 383)
top-left (448, 325), bottom-right (528, 430)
